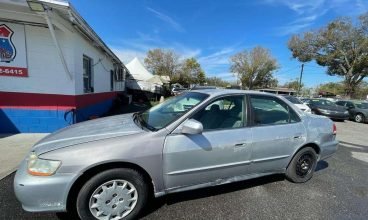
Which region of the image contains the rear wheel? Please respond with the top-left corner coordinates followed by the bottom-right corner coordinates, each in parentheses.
top-left (76, 168), bottom-right (149, 220)
top-left (354, 113), bottom-right (365, 123)
top-left (286, 147), bottom-right (317, 183)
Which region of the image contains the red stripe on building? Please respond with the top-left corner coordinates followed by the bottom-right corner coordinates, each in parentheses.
top-left (0, 91), bottom-right (118, 110)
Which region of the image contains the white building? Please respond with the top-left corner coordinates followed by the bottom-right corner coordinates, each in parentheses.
top-left (0, 0), bottom-right (128, 133)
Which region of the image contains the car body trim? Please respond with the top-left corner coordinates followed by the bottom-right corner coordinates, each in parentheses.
top-left (166, 160), bottom-right (252, 175)
top-left (165, 170), bottom-right (285, 193)
top-left (252, 155), bottom-right (290, 163)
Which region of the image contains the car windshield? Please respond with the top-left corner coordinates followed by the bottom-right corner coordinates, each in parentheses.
top-left (310, 99), bottom-right (335, 106)
top-left (355, 102), bottom-right (368, 109)
top-left (284, 96), bottom-right (302, 104)
top-left (134, 92), bottom-right (209, 130)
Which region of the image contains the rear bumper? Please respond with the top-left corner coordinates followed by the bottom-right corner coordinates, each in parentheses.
top-left (319, 139), bottom-right (339, 160)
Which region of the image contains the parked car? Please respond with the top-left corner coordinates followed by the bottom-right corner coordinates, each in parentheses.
top-left (14, 90), bottom-right (338, 220)
top-left (306, 98), bottom-right (349, 121)
top-left (280, 95), bottom-right (311, 113)
top-left (335, 100), bottom-right (368, 123)
top-left (190, 85), bottom-right (217, 90)
top-left (171, 87), bottom-right (187, 96)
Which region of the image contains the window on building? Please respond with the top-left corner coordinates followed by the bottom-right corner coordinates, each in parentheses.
top-left (83, 55), bottom-right (93, 93)
top-left (115, 67), bottom-right (125, 82)
top-left (110, 70), bottom-right (114, 91)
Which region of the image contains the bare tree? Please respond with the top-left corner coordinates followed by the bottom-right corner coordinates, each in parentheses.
top-left (144, 49), bottom-right (180, 79)
top-left (230, 46), bottom-right (278, 90)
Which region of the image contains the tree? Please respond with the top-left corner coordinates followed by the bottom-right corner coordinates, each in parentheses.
top-left (180, 58), bottom-right (206, 85)
top-left (316, 82), bottom-right (346, 96)
top-left (170, 57), bottom-right (206, 86)
top-left (283, 78), bottom-right (304, 91)
top-left (144, 49), bottom-right (180, 78)
top-left (288, 13), bottom-right (368, 98)
top-left (205, 77), bottom-right (230, 87)
top-left (230, 46), bottom-right (278, 89)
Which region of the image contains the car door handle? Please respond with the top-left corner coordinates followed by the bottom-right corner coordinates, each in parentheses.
top-left (234, 143), bottom-right (248, 147)
top-left (294, 135), bottom-right (302, 139)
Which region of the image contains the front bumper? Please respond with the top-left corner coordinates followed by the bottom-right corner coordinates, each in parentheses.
top-left (14, 160), bottom-right (77, 212)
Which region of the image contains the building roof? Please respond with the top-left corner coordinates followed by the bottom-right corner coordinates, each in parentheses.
top-left (1, 0), bottom-right (124, 68)
top-left (41, 0), bottom-right (124, 67)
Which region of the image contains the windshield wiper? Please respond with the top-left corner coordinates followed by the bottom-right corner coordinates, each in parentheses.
top-left (133, 112), bottom-right (157, 131)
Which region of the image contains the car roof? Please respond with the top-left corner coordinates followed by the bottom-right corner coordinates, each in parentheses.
top-left (188, 89), bottom-right (278, 97)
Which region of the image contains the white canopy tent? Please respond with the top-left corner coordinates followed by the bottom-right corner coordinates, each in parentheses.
top-left (126, 57), bottom-right (164, 94)
top-left (126, 57), bottom-right (153, 81)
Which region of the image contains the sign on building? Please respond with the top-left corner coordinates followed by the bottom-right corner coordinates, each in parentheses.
top-left (0, 22), bottom-right (28, 77)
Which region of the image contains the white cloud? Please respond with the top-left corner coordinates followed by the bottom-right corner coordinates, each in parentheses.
top-left (264, 0), bottom-right (368, 36)
top-left (111, 48), bottom-right (147, 64)
top-left (146, 7), bottom-right (185, 32)
top-left (198, 47), bottom-right (235, 70)
top-left (110, 32), bottom-right (200, 65)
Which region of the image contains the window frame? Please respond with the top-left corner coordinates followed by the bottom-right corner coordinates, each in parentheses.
top-left (248, 94), bottom-right (301, 127)
top-left (83, 55), bottom-right (93, 93)
top-left (346, 101), bottom-right (355, 109)
top-left (189, 94), bottom-right (249, 132)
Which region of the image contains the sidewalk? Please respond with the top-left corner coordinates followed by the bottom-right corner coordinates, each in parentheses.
top-left (0, 133), bottom-right (48, 180)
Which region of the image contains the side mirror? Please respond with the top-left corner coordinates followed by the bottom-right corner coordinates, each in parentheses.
top-left (181, 119), bottom-right (203, 135)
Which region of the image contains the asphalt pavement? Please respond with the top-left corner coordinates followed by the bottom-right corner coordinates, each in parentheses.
top-left (1, 121), bottom-right (367, 220)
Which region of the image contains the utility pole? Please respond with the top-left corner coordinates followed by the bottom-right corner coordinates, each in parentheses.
top-left (298, 63), bottom-right (304, 96)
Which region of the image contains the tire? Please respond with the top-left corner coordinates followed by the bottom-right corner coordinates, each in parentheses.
top-left (76, 168), bottom-right (149, 220)
top-left (354, 113), bottom-right (365, 123)
top-left (286, 147), bottom-right (317, 183)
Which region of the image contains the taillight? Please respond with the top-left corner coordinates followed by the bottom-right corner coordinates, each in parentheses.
top-left (333, 123), bottom-right (337, 135)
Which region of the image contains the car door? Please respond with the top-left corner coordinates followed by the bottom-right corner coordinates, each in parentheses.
top-left (163, 95), bottom-right (252, 191)
top-left (345, 101), bottom-right (357, 118)
top-left (249, 95), bottom-right (306, 174)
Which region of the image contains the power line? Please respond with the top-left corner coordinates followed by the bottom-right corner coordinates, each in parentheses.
top-left (275, 65), bottom-right (300, 76)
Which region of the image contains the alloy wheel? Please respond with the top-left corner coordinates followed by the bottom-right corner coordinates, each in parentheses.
top-left (355, 114), bottom-right (363, 123)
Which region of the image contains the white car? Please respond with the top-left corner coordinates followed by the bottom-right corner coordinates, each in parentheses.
top-left (281, 95), bottom-right (312, 113)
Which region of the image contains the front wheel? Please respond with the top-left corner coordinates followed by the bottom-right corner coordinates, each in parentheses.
top-left (286, 147), bottom-right (317, 183)
top-left (354, 113), bottom-right (365, 123)
top-left (76, 168), bottom-right (149, 220)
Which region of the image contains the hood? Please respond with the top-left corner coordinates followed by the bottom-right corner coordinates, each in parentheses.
top-left (33, 114), bottom-right (144, 154)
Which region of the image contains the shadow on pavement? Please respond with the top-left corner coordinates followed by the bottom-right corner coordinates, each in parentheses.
top-left (315, 160), bottom-right (329, 172)
top-left (339, 141), bottom-right (368, 148)
top-left (141, 174), bottom-right (285, 218)
top-left (0, 133), bottom-right (17, 139)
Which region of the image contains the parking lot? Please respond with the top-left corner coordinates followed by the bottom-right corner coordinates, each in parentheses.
top-left (0, 120), bottom-right (367, 220)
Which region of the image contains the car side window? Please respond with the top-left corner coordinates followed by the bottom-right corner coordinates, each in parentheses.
top-left (346, 102), bottom-right (355, 108)
top-left (336, 101), bottom-right (345, 106)
top-left (250, 95), bottom-right (300, 126)
top-left (192, 95), bottom-right (246, 130)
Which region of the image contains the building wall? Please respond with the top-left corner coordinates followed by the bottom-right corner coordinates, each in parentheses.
top-left (0, 23), bottom-right (76, 95)
top-left (0, 6), bottom-right (125, 133)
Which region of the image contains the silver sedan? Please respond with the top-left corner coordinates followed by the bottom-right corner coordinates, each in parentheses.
top-left (14, 89), bottom-right (338, 220)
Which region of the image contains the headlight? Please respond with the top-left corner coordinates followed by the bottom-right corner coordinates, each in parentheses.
top-left (305, 108), bottom-right (311, 113)
top-left (344, 111), bottom-right (349, 114)
top-left (27, 152), bottom-right (61, 176)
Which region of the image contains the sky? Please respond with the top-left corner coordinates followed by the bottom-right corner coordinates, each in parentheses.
top-left (70, 0), bottom-right (368, 87)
